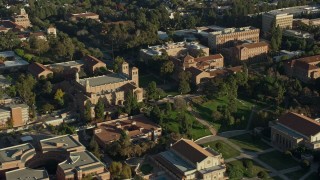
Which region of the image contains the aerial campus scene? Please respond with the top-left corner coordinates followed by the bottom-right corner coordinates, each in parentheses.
top-left (0, 0), bottom-right (319, 180)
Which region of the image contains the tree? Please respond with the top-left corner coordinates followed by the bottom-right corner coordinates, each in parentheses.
top-left (146, 81), bottom-right (158, 100)
top-left (54, 89), bottom-right (65, 106)
top-left (257, 170), bottom-right (268, 179)
top-left (42, 81), bottom-right (52, 94)
top-left (83, 101), bottom-right (92, 122)
top-left (165, 102), bottom-right (172, 113)
top-left (113, 56), bottom-right (125, 73)
top-left (29, 36), bottom-right (50, 55)
top-left (89, 137), bottom-right (100, 159)
top-left (109, 161), bottom-right (122, 178)
top-left (123, 92), bottom-right (139, 115)
top-left (41, 103), bottom-right (54, 114)
top-left (94, 99), bottom-right (105, 120)
top-left (16, 74), bottom-right (36, 107)
top-left (160, 60), bottom-right (174, 78)
top-left (179, 80), bottom-right (191, 94)
top-left (150, 105), bottom-right (162, 124)
top-left (121, 164), bottom-right (132, 179)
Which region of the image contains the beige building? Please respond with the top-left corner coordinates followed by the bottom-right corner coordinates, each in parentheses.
top-left (262, 12), bottom-right (293, 33)
top-left (208, 26), bottom-right (260, 51)
top-left (75, 61), bottom-right (143, 108)
top-left (69, 12), bottom-right (100, 21)
top-left (12, 8), bottom-right (31, 28)
top-left (94, 114), bottom-right (162, 147)
top-left (140, 41), bottom-right (209, 62)
top-left (271, 112), bottom-right (320, 151)
top-left (284, 55), bottom-right (320, 83)
top-left (152, 139), bottom-right (227, 180)
top-left (294, 18), bottom-right (320, 26)
top-left (2, 134), bottom-right (110, 180)
top-left (0, 104), bottom-right (29, 128)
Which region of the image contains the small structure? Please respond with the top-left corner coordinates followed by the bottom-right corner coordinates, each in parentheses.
top-left (68, 12), bottom-right (100, 21)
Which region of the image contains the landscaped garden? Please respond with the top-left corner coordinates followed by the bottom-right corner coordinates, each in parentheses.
top-left (202, 140), bottom-right (240, 159)
top-left (164, 111), bottom-right (211, 140)
top-left (192, 96), bottom-right (255, 132)
top-left (227, 158), bottom-right (270, 179)
top-left (257, 150), bottom-right (299, 170)
top-left (229, 133), bottom-right (271, 152)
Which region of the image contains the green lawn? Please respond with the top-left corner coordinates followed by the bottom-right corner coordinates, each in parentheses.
top-left (139, 74), bottom-right (162, 87)
top-left (257, 150), bottom-right (299, 170)
top-left (164, 111), bottom-right (211, 140)
top-left (229, 133), bottom-right (271, 152)
top-left (140, 164), bottom-right (153, 175)
top-left (227, 158), bottom-right (269, 179)
top-left (304, 172), bottom-right (319, 180)
top-left (202, 140), bottom-right (240, 159)
top-left (284, 168), bottom-right (309, 180)
top-left (193, 96), bottom-right (254, 132)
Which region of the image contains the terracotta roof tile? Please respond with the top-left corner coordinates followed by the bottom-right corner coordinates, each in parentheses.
top-left (171, 139), bottom-right (212, 164)
top-left (236, 42), bottom-right (269, 49)
top-left (278, 112), bottom-right (320, 137)
top-left (28, 62), bottom-right (52, 76)
top-left (83, 55), bottom-right (105, 67)
top-left (194, 54), bottom-right (223, 63)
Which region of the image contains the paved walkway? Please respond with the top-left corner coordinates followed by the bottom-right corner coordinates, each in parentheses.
top-left (196, 135), bottom-right (308, 180)
top-left (188, 106), bottom-right (217, 135)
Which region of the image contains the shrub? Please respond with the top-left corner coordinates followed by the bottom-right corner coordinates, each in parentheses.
top-left (300, 160), bottom-right (310, 169)
top-left (23, 54), bottom-right (34, 62)
top-left (284, 150), bottom-right (293, 158)
top-left (257, 170), bottom-right (268, 179)
top-left (243, 159), bottom-right (253, 169)
top-left (215, 142), bottom-right (223, 150)
top-left (14, 49), bottom-right (24, 57)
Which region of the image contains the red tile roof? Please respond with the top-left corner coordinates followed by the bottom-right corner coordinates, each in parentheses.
top-left (185, 67), bottom-right (204, 76)
top-left (28, 62), bottom-right (52, 76)
top-left (278, 112), bottom-right (320, 137)
top-left (297, 55), bottom-right (320, 64)
top-left (171, 139), bottom-right (213, 164)
top-left (83, 55), bottom-right (105, 67)
top-left (194, 54), bottom-right (223, 62)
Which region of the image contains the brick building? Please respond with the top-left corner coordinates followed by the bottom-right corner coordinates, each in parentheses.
top-left (11, 9), bottom-right (31, 28)
top-left (207, 26), bottom-right (260, 51)
top-left (284, 55), bottom-right (320, 83)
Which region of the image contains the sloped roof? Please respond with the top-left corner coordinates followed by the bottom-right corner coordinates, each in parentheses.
top-left (171, 139), bottom-right (213, 164)
top-left (236, 42), bottom-right (269, 49)
top-left (278, 112), bottom-right (320, 137)
top-left (28, 62), bottom-right (52, 76)
top-left (83, 55), bottom-right (105, 67)
top-left (185, 67), bottom-right (204, 76)
top-left (194, 54), bottom-right (223, 62)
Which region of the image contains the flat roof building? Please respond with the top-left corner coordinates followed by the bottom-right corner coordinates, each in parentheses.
top-left (207, 26), bottom-right (260, 51)
top-left (0, 104), bottom-right (29, 128)
top-left (1, 134), bottom-right (110, 180)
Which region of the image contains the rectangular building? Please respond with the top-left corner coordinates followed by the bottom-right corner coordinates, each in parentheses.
top-left (152, 139), bottom-right (227, 180)
top-left (207, 27), bottom-right (260, 51)
top-left (262, 12), bottom-right (293, 33)
top-left (284, 55), bottom-right (320, 83)
top-left (271, 112), bottom-right (320, 150)
top-left (0, 104), bottom-right (29, 128)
